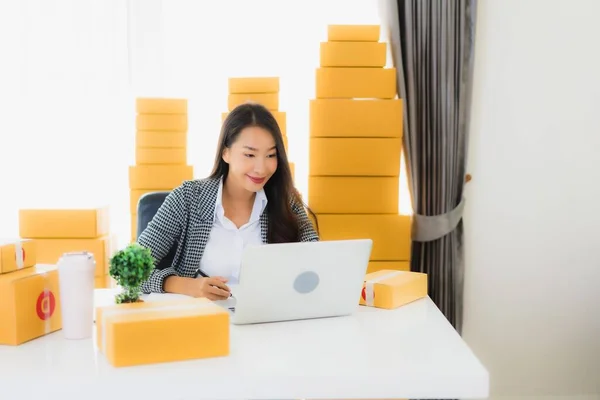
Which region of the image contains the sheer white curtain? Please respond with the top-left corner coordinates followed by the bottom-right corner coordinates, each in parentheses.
top-left (0, 0), bottom-right (132, 243)
top-left (0, 0), bottom-right (400, 247)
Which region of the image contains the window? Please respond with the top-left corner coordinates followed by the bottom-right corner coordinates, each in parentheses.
top-left (0, 0), bottom-right (412, 247)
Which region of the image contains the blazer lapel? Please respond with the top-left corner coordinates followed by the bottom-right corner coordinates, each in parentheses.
top-left (186, 178), bottom-right (220, 271)
top-left (260, 212), bottom-right (268, 243)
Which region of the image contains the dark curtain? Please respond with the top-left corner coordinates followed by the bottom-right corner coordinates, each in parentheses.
top-left (381, 0), bottom-right (478, 335)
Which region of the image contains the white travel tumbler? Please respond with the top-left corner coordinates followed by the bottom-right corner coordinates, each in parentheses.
top-left (57, 252), bottom-right (96, 339)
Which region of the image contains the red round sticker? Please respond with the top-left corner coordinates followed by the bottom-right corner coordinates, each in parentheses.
top-left (361, 287), bottom-right (374, 301)
top-left (36, 291), bottom-right (56, 320)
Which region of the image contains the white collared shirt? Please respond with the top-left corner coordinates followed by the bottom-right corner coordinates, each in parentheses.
top-left (199, 178), bottom-right (267, 284)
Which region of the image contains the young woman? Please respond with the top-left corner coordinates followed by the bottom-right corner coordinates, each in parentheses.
top-left (137, 102), bottom-right (319, 299)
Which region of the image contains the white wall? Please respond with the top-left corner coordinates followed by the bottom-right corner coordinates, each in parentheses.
top-left (463, 0), bottom-right (600, 399)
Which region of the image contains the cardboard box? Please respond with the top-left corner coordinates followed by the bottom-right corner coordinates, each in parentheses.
top-left (310, 99), bottom-right (402, 138)
top-left (228, 93), bottom-right (279, 111)
top-left (221, 111), bottom-right (287, 136)
top-left (283, 136), bottom-right (289, 153)
top-left (316, 214), bottom-right (411, 260)
top-left (367, 261), bottom-right (410, 274)
top-left (34, 236), bottom-right (115, 277)
top-left (136, 98), bottom-right (187, 114)
top-left (96, 298), bottom-right (230, 367)
top-left (228, 77), bottom-right (279, 93)
top-left (360, 270), bottom-right (427, 309)
top-left (135, 148), bottom-right (186, 165)
top-left (0, 264), bottom-right (62, 345)
top-left (308, 176), bottom-right (399, 214)
top-left (328, 25), bottom-right (380, 42)
top-left (136, 114), bottom-right (188, 132)
top-left (0, 239), bottom-right (36, 274)
top-left (320, 41), bottom-right (386, 67)
top-left (19, 207), bottom-right (110, 239)
top-left (128, 165), bottom-right (193, 190)
top-left (136, 131), bottom-right (187, 148)
top-left (309, 138), bottom-right (401, 176)
top-left (95, 275), bottom-right (116, 289)
top-left (316, 67), bottom-right (396, 99)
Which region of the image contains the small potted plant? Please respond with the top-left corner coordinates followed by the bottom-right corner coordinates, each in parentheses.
top-left (109, 243), bottom-right (155, 304)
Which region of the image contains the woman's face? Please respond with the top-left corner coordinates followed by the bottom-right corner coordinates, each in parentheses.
top-left (222, 126), bottom-right (278, 193)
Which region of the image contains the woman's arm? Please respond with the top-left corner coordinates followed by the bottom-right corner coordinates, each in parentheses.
top-left (138, 183), bottom-right (188, 293)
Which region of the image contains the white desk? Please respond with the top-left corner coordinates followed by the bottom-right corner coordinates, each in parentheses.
top-left (0, 289), bottom-right (489, 400)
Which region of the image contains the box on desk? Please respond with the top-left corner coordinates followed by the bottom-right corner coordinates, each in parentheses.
top-left (360, 269), bottom-right (427, 310)
top-left (34, 236), bottom-right (115, 277)
top-left (0, 264), bottom-right (62, 345)
top-left (96, 298), bottom-right (230, 367)
top-left (19, 207), bottom-right (110, 239)
top-left (367, 260), bottom-right (410, 274)
top-left (0, 239), bottom-right (37, 274)
top-left (95, 275), bottom-right (116, 289)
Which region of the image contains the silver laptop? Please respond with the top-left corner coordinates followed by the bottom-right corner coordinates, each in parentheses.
top-left (228, 239), bottom-right (373, 325)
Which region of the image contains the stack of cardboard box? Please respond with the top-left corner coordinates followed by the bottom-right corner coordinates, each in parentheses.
top-left (0, 239), bottom-right (62, 345)
top-left (222, 77), bottom-right (295, 181)
top-left (130, 98), bottom-right (194, 242)
top-left (18, 207), bottom-right (115, 288)
top-left (0, 239), bottom-right (36, 275)
top-left (309, 25), bottom-right (412, 274)
top-left (1, 206), bottom-right (116, 345)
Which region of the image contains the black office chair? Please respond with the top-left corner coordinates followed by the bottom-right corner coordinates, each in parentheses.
top-left (136, 191), bottom-right (178, 270)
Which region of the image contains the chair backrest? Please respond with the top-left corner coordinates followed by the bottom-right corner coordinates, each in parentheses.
top-left (136, 191), bottom-right (177, 270)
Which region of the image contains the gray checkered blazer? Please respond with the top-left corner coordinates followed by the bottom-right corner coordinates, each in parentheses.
top-left (138, 177), bottom-right (319, 293)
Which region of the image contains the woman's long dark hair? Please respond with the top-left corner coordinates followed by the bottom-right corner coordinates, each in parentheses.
top-left (209, 102), bottom-right (318, 243)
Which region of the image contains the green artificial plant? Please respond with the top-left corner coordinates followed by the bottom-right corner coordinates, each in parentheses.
top-left (109, 243), bottom-right (155, 304)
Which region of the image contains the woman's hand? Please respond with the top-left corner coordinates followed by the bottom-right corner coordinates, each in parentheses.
top-left (164, 276), bottom-right (231, 300)
top-left (188, 276), bottom-right (231, 300)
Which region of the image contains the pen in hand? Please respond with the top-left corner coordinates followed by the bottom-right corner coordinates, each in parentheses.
top-left (195, 269), bottom-right (233, 298)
